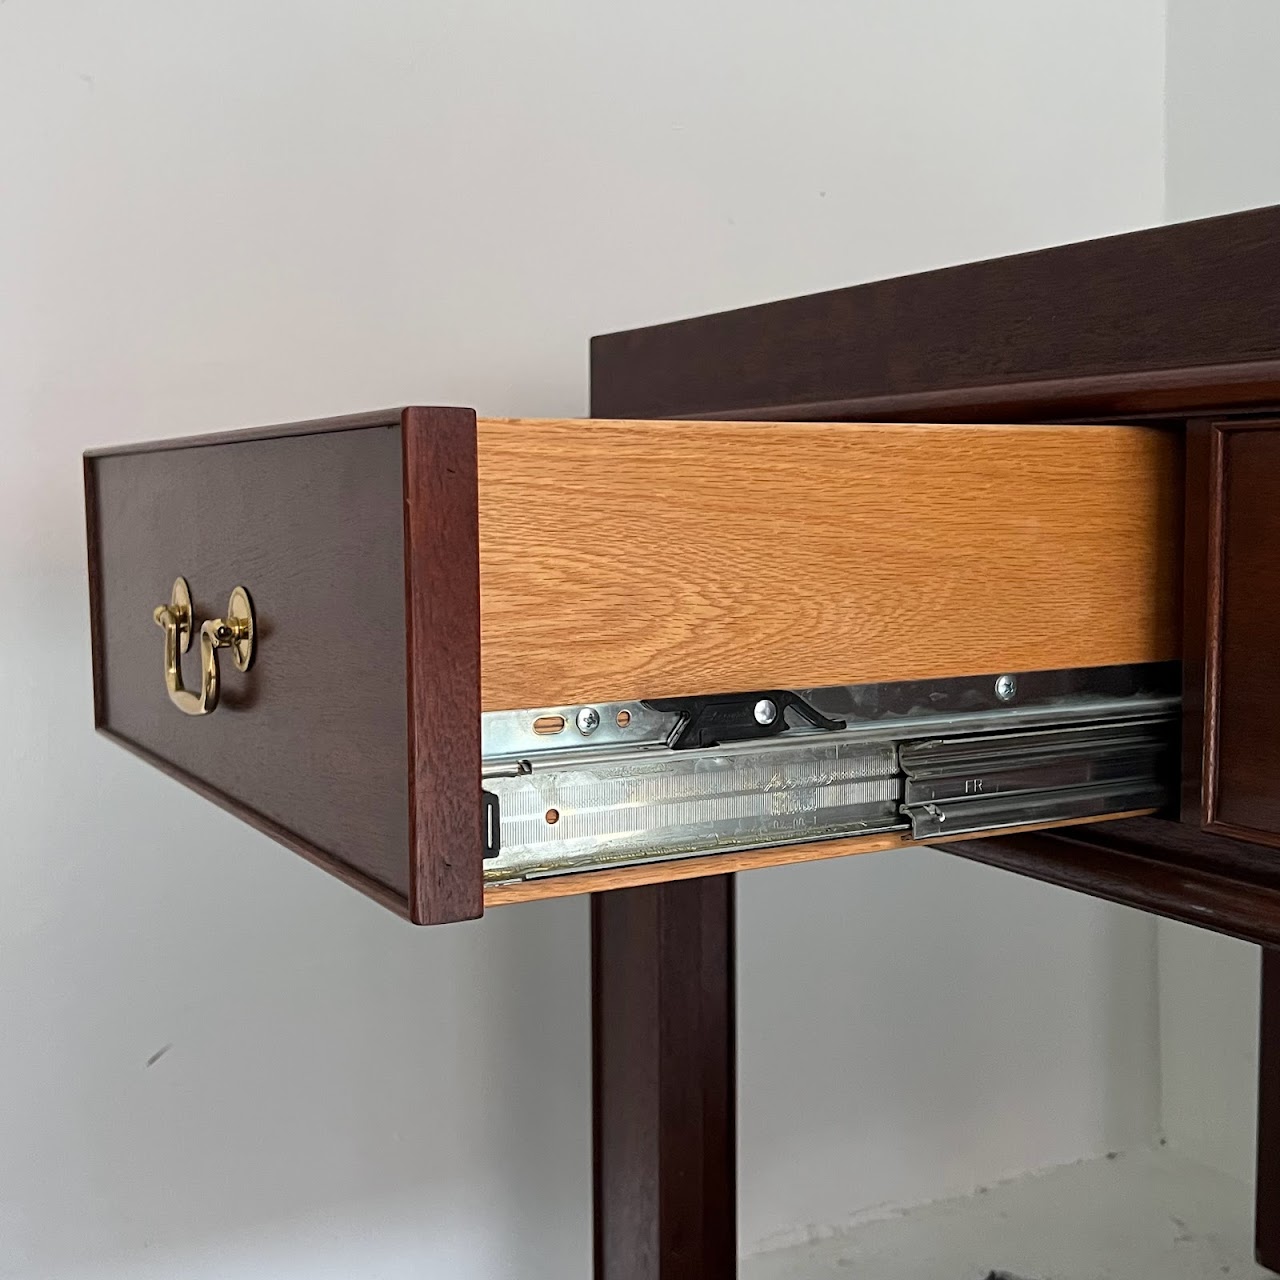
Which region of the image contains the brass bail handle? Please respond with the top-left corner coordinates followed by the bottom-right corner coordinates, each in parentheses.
top-left (153, 577), bottom-right (256, 716)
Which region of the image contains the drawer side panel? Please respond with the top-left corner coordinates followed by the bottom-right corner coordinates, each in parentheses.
top-left (477, 419), bottom-right (1183, 711)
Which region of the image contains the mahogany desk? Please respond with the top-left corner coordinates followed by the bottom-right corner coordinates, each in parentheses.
top-left (589, 202), bottom-right (1280, 1278)
top-left (84, 205), bottom-right (1280, 1279)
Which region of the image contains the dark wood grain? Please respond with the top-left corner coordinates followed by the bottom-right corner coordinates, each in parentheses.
top-left (592, 878), bottom-right (736, 1280)
top-left (1202, 421), bottom-right (1280, 847)
top-left (592, 204), bottom-right (1280, 1277)
top-left (592, 205), bottom-right (1280, 424)
top-left (83, 407), bottom-right (407, 456)
top-left (1079, 814), bottom-right (1280, 892)
top-left (402, 407), bottom-right (483, 925)
top-left (1261, 949), bottom-right (1280, 1268)
top-left (1181, 418), bottom-right (1280, 1267)
top-left (1180, 419), bottom-right (1213, 823)
top-left (947, 820), bottom-right (1280, 948)
top-left (1202, 418), bottom-right (1232, 829)
top-left (86, 408), bottom-right (483, 923)
top-left (93, 733), bottom-right (413, 918)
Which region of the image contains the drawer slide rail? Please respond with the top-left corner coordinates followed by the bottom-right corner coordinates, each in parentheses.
top-left (480, 664), bottom-right (1180, 882)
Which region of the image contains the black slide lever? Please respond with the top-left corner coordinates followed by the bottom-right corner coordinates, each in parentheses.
top-left (644, 690), bottom-right (846, 751)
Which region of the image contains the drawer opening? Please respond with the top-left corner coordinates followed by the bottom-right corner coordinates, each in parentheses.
top-left (481, 663), bottom-right (1181, 883)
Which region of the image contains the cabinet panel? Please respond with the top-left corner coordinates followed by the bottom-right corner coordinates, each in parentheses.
top-left (1205, 421), bottom-right (1280, 846)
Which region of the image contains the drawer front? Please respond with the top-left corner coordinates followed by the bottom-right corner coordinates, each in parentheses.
top-left (87, 408), bottom-right (1181, 921)
top-left (85, 408), bottom-right (481, 924)
top-left (1204, 420), bottom-right (1280, 845)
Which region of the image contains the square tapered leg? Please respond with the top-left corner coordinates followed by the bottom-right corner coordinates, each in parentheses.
top-left (592, 876), bottom-right (737, 1280)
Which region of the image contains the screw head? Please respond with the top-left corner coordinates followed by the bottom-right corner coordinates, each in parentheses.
top-left (753, 698), bottom-right (778, 726)
top-left (994, 674), bottom-right (1018, 702)
top-left (576, 707), bottom-right (601, 735)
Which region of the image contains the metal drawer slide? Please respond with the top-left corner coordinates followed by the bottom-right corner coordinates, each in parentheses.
top-left (481, 664), bottom-right (1179, 883)
top-left (900, 719), bottom-right (1173, 839)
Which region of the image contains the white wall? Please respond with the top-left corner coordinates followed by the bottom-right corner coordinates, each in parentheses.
top-left (1166, 0), bottom-right (1280, 221)
top-left (740, 852), bottom-right (1161, 1251)
top-left (1156, 0), bottom-right (1280, 1189)
top-left (1159, 923), bottom-right (1260, 1184)
top-left (0, 2), bottom-right (1168, 1275)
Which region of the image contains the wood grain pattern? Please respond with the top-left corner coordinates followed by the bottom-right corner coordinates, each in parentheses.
top-left (588, 204), bottom-right (1280, 1280)
top-left (97, 731), bottom-right (412, 919)
top-left (403, 408), bottom-right (483, 924)
top-left (87, 408), bottom-right (484, 924)
top-left (88, 407), bottom-right (1177, 920)
top-left (83, 408), bottom-right (408, 456)
top-left (1211, 422), bottom-right (1280, 833)
top-left (89, 422), bottom-right (413, 899)
top-left (1202, 418), bottom-right (1232, 830)
top-left (593, 877), bottom-right (736, 1280)
top-left (1202, 421), bottom-right (1280, 848)
top-left (1180, 419), bottom-right (1214, 823)
top-left (483, 810), bottom-right (1159, 907)
top-left (590, 204), bottom-right (1280, 424)
top-left (477, 418), bottom-right (1182, 711)
top-left (950, 811), bottom-right (1280, 956)
top-left (1055, 813), bottom-right (1280, 895)
top-left (947, 823), bottom-right (1280, 949)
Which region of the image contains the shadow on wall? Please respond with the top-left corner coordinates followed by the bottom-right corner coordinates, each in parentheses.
top-left (0, 575), bottom-right (590, 1277)
top-left (1, 585), bottom-right (1161, 1278)
top-left (736, 844), bottom-right (1160, 1256)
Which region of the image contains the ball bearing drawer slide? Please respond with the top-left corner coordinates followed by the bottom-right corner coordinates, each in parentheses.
top-left (481, 664), bottom-right (1180, 883)
top-left (899, 719), bottom-right (1173, 840)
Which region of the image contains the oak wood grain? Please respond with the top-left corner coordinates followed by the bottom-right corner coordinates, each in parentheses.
top-left (89, 408), bottom-right (1177, 920)
top-left (588, 201), bottom-right (1280, 1280)
top-left (477, 418), bottom-right (1182, 711)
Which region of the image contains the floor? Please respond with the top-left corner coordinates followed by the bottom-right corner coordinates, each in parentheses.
top-left (742, 1146), bottom-right (1270, 1280)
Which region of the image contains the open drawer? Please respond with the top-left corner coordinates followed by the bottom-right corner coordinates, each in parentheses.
top-left (84, 408), bottom-right (1183, 924)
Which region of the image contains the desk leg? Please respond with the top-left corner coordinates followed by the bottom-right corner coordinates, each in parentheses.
top-left (1260, 949), bottom-right (1280, 1270)
top-left (592, 876), bottom-right (737, 1280)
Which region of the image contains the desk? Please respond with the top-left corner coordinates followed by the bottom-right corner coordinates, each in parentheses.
top-left (590, 203), bottom-right (1280, 1277)
top-left (85, 205), bottom-right (1280, 1280)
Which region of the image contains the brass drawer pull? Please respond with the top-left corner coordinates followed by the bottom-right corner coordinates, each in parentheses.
top-left (152, 577), bottom-right (256, 716)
